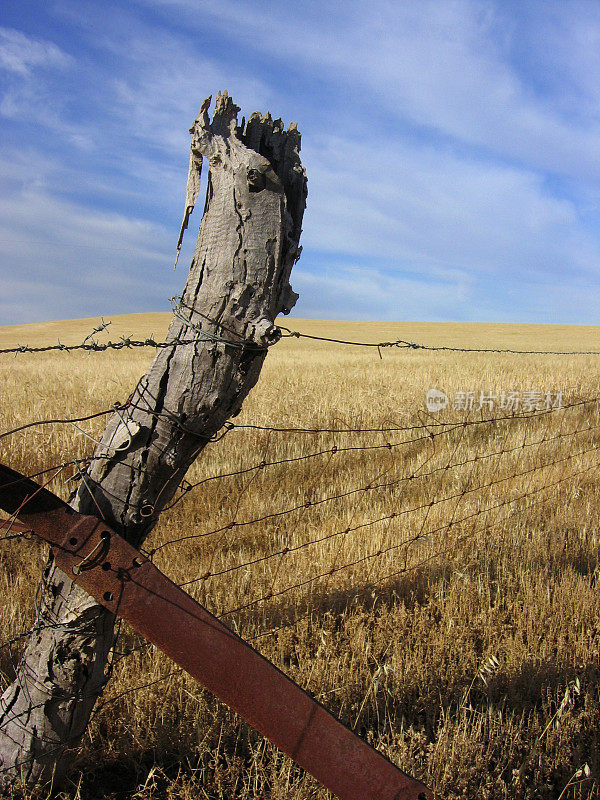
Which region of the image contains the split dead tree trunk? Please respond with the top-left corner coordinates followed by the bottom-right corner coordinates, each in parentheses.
top-left (0, 91), bottom-right (307, 790)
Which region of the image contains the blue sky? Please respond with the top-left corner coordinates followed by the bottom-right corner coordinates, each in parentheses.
top-left (1, 0), bottom-right (600, 325)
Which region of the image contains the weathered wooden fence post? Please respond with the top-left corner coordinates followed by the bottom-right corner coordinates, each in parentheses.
top-left (0, 91), bottom-right (307, 789)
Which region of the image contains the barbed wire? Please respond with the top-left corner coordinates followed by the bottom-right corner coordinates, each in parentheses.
top-left (176, 301), bottom-right (600, 355)
top-left (2, 396), bottom-right (596, 538)
top-left (1, 382), bottom-right (599, 786)
top-left (51, 439), bottom-right (600, 711)
top-left (155, 418), bottom-right (600, 554)
top-left (247, 452), bottom-right (599, 643)
top-left (0, 393), bottom-right (583, 445)
top-left (276, 326), bottom-right (600, 356)
top-left (210, 442), bottom-right (599, 617)
top-left (98, 400), bottom-right (568, 656)
top-left (3, 311), bottom-right (600, 357)
top-left (6, 397), bottom-right (589, 608)
top-left (2, 395), bottom-right (596, 525)
top-left (0, 334), bottom-right (211, 356)
top-left (0, 458), bottom-right (596, 785)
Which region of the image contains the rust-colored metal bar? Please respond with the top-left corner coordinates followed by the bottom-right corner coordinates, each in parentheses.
top-left (0, 465), bottom-right (437, 800)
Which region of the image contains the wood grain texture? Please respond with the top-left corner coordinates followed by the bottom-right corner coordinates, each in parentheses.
top-left (0, 91), bottom-right (307, 789)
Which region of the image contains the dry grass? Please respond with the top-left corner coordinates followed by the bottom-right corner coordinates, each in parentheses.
top-left (1, 315), bottom-right (600, 800)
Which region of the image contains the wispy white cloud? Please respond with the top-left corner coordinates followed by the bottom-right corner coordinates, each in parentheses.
top-left (108, 38), bottom-right (271, 155)
top-left (302, 134), bottom-right (600, 281)
top-left (292, 263), bottom-right (600, 324)
top-left (1, 1), bottom-right (599, 325)
top-left (293, 265), bottom-right (472, 321)
top-left (142, 0), bottom-right (600, 183)
top-left (0, 150), bottom-right (180, 323)
top-left (0, 25), bottom-right (86, 150)
top-left (53, 0), bottom-right (273, 155)
top-left (0, 27), bottom-right (72, 76)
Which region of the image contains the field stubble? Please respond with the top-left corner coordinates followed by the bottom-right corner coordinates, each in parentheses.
top-left (1, 316), bottom-right (600, 800)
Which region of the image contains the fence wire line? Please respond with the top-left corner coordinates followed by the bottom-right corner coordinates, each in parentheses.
top-left (157, 417), bottom-right (600, 555)
top-left (1, 396), bottom-right (596, 526)
top-left (89, 435), bottom-right (599, 688)
top-left (48, 443), bottom-right (600, 714)
top-left (2, 402), bottom-right (597, 622)
top-left (215, 441), bottom-right (600, 618)
top-left (276, 327), bottom-right (600, 356)
top-left (0, 423), bottom-right (580, 540)
top-left (1, 397), bottom-right (597, 554)
top-left (11, 436), bottom-right (594, 659)
top-left (0, 391), bottom-right (599, 781)
top-left (2, 308), bottom-right (600, 357)
top-left (1, 393), bottom-right (595, 447)
top-left (2, 399), bottom-right (597, 574)
top-left (251, 451), bottom-right (600, 644)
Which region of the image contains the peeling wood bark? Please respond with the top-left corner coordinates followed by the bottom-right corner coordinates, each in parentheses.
top-left (0, 91), bottom-right (307, 790)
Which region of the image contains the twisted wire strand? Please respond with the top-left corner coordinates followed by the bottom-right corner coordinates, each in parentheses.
top-left (0, 386), bottom-right (598, 780)
top-left (4, 397), bottom-right (592, 526)
top-left (214, 443), bottom-right (600, 619)
top-left (276, 327), bottom-right (600, 355)
top-left (160, 418), bottom-right (600, 556)
top-left (3, 306), bottom-right (600, 358)
top-left (89, 404), bottom-right (598, 664)
top-left (0, 393), bottom-right (595, 448)
top-left (79, 448), bottom-right (600, 711)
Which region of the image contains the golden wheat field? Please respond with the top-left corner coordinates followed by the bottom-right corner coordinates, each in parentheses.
top-left (1, 315), bottom-right (600, 800)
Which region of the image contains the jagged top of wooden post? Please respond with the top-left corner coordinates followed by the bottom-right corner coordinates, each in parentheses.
top-left (177, 90), bottom-right (307, 316)
top-left (192, 91), bottom-right (306, 225)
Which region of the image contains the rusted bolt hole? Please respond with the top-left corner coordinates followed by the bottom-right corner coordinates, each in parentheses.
top-left (101, 562), bottom-right (111, 572)
top-left (103, 591), bottom-right (114, 602)
top-left (69, 537), bottom-right (78, 546)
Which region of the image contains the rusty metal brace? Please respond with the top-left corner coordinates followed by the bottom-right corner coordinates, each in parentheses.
top-left (0, 463), bottom-right (439, 800)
